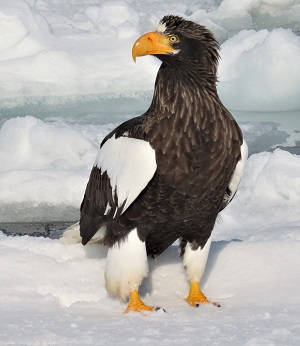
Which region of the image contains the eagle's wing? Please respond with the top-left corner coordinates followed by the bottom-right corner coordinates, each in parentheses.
top-left (80, 134), bottom-right (157, 245)
top-left (220, 139), bottom-right (248, 211)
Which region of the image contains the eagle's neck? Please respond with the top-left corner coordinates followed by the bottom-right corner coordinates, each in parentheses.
top-left (149, 61), bottom-right (219, 118)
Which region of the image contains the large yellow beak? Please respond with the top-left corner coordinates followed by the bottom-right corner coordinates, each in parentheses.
top-left (132, 32), bottom-right (174, 62)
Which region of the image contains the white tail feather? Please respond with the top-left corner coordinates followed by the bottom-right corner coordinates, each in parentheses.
top-left (60, 222), bottom-right (106, 245)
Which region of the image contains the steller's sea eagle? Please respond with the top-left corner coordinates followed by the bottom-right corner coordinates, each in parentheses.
top-left (79, 15), bottom-right (248, 313)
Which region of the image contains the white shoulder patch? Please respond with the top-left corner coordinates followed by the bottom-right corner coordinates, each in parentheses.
top-left (94, 135), bottom-right (157, 214)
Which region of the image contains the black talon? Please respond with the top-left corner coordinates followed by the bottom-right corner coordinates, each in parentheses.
top-left (155, 307), bottom-right (167, 313)
top-left (194, 302), bottom-right (221, 308)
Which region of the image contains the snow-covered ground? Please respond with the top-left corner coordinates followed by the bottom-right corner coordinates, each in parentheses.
top-left (0, 0), bottom-right (299, 344)
top-left (1, 230), bottom-right (300, 345)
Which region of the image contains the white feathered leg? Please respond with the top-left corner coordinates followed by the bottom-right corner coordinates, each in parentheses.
top-left (183, 237), bottom-right (211, 283)
top-left (183, 237), bottom-right (219, 306)
top-left (105, 229), bottom-right (154, 312)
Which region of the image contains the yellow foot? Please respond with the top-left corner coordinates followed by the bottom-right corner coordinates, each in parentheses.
top-left (124, 289), bottom-right (155, 313)
top-left (185, 281), bottom-right (220, 307)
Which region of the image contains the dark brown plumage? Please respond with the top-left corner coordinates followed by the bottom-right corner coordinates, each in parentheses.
top-left (79, 15), bottom-right (247, 311)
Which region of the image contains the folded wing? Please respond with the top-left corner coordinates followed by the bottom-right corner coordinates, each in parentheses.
top-left (80, 134), bottom-right (157, 245)
top-left (220, 139), bottom-right (248, 211)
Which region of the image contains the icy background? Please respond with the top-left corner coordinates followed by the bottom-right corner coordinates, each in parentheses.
top-left (0, 0), bottom-right (300, 109)
top-left (0, 0), bottom-right (299, 345)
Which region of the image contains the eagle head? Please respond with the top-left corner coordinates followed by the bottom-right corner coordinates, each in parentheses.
top-left (132, 15), bottom-right (220, 74)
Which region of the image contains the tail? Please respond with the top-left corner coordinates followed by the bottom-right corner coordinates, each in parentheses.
top-left (60, 221), bottom-right (106, 245)
top-left (60, 222), bottom-right (81, 244)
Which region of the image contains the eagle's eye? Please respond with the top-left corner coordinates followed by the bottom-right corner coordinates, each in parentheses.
top-left (168, 34), bottom-right (179, 44)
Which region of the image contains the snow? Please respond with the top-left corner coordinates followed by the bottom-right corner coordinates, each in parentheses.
top-left (214, 149), bottom-right (300, 242)
top-left (218, 28), bottom-right (300, 111)
top-left (0, 0), bottom-right (299, 344)
top-left (0, 115), bottom-right (99, 222)
top-left (1, 222), bottom-right (300, 344)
